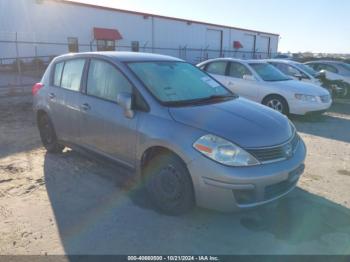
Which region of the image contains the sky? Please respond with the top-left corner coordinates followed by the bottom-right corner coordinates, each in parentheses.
top-left (70, 0), bottom-right (350, 53)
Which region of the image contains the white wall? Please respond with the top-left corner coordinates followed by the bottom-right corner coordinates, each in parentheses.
top-left (0, 0), bottom-right (279, 63)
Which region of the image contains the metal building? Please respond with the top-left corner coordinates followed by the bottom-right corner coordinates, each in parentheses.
top-left (0, 0), bottom-right (279, 64)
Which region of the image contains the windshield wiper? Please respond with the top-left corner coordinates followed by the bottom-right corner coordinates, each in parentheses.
top-left (164, 94), bottom-right (237, 107)
top-left (265, 79), bottom-right (292, 82)
top-left (193, 94), bottom-right (237, 103)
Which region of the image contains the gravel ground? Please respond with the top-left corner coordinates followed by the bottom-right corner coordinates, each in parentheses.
top-left (0, 95), bottom-right (349, 255)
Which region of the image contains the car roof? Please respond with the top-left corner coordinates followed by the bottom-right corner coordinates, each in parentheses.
top-left (198, 58), bottom-right (267, 65)
top-left (263, 59), bottom-right (299, 65)
top-left (54, 51), bottom-right (183, 62)
top-left (305, 60), bottom-right (343, 65)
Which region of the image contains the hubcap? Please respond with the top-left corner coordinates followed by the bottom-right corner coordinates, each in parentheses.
top-left (154, 165), bottom-right (182, 202)
top-left (267, 99), bottom-right (283, 113)
top-left (341, 87), bottom-right (348, 97)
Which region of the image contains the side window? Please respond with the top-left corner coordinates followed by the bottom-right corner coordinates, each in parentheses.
top-left (87, 59), bottom-right (132, 102)
top-left (97, 40), bottom-right (116, 51)
top-left (287, 65), bottom-right (302, 76)
top-left (324, 64), bottom-right (338, 73)
top-left (198, 64), bottom-right (206, 70)
top-left (271, 63), bottom-right (289, 75)
top-left (307, 63), bottom-right (317, 71)
top-left (315, 64), bottom-right (323, 72)
top-left (68, 37), bottom-right (79, 53)
top-left (228, 62), bottom-right (252, 79)
top-left (61, 59), bottom-right (85, 92)
top-left (53, 62), bottom-right (64, 86)
top-left (205, 62), bottom-right (227, 76)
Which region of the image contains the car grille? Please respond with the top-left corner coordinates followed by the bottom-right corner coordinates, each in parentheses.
top-left (246, 133), bottom-right (300, 164)
top-left (264, 164), bottom-right (304, 200)
top-left (264, 179), bottom-right (296, 200)
top-left (320, 95), bottom-right (331, 103)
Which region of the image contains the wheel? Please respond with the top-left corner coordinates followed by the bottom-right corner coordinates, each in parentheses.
top-left (263, 95), bottom-right (289, 115)
top-left (143, 152), bottom-right (195, 215)
top-left (37, 113), bottom-right (64, 153)
top-left (337, 83), bottom-right (348, 98)
top-left (331, 81), bottom-right (349, 98)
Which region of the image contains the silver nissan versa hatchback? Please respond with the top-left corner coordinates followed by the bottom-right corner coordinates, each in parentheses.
top-left (33, 52), bottom-right (306, 215)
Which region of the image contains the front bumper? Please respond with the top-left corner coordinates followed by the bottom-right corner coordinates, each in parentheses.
top-left (187, 139), bottom-right (306, 212)
top-left (289, 99), bottom-right (332, 115)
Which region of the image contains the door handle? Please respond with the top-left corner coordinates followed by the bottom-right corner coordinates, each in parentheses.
top-left (228, 81), bottom-right (234, 86)
top-left (81, 103), bottom-right (91, 111)
top-left (48, 93), bottom-right (56, 99)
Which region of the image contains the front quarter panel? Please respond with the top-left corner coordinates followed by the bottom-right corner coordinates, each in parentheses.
top-left (136, 111), bottom-right (205, 166)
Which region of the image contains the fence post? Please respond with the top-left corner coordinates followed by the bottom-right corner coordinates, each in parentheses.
top-left (15, 32), bottom-right (22, 85)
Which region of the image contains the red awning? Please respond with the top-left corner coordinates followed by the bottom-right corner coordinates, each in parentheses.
top-left (233, 41), bottom-right (243, 49)
top-left (93, 27), bottom-right (123, 40)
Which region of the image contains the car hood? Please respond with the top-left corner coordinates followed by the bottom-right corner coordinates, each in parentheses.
top-left (321, 72), bottom-right (350, 84)
top-left (168, 98), bottom-right (293, 148)
top-left (270, 80), bottom-right (330, 95)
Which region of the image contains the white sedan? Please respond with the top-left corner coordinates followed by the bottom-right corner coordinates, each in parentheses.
top-left (197, 58), bottom-right (332, 115)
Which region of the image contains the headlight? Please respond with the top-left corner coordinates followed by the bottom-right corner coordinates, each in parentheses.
top-left (193, 134), bottom-right (259, 166)
top-left (295, 94), bottom-right (318, 102)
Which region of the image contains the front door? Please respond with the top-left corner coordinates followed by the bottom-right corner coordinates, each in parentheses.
top-left (79, 59), bottom-right (138, 167)
top-left (225, 62), bottom-right (259, 102)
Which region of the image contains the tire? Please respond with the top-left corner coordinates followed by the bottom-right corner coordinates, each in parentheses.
top-left (143, 152), bottom-right (195, 215)
top-left (37, 113), bottom-right (64, 153)
top-left (263, 95), bottom-right (289, 115)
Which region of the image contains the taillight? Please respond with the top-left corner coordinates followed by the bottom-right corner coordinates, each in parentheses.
top-left (32, 83), bottom-right (44, 96)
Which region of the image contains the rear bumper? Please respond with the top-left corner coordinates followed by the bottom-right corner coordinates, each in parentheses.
top-left (187, 139), bottom-right (306, 212)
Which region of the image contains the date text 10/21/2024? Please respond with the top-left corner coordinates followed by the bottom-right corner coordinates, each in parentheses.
top-left (127, 256), bottom-right (220, 261)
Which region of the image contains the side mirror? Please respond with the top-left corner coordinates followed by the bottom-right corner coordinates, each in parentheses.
top-left (316, 70), bottom-right (326, 79)
top-left (116, 92), bottom-right (134, 119)
top-left (243, 74), bottom-right (255, 81)
top-left (294, 73), bottom-right (303, 80)
top-left (319, 70), bottom-right (326, 76)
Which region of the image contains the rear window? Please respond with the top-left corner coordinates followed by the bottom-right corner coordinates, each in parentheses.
top-left (54, 59), bottom-right (85, 92)
top-left (53, 62), bottom-right (64, 87)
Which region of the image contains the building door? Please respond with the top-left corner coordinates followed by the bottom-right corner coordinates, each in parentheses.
top-left (244, 34), bottom-right (256, 58)
top-left (205, 29), bottom-right (223, 59)
top-left (258, 36), bottom-right (270, 58)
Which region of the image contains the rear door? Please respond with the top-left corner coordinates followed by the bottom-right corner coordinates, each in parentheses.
top-left (226, 62), bottom-right (259, 101)
top-left (47, 58), bottom-right (86, 144)
top-left (79, 59), bottom-right (138, 167)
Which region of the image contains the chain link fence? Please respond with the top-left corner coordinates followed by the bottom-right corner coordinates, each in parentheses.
top-left (0, 39), bottom-right (276, 89)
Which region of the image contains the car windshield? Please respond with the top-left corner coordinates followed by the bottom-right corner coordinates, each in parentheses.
top-left (127, 61), bottom-right (234, 106)
top-left (249, 63), bottom-right (291, 81)
top-left (294, 63), bottom-right (318, 77)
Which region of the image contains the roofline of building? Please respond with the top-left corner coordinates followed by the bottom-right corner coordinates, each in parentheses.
top-left (51, 0), bottom-right (279, 37)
